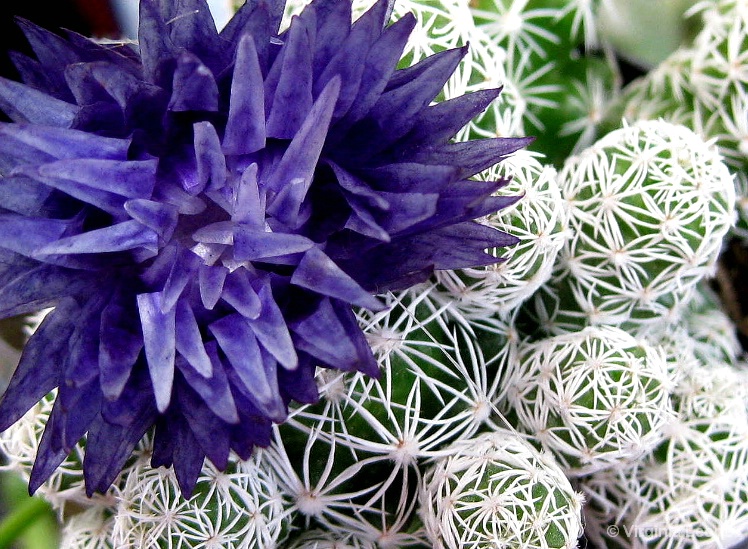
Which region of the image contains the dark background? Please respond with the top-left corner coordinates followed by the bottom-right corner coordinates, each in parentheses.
top-left (0, 0), bottom-right (118, 81)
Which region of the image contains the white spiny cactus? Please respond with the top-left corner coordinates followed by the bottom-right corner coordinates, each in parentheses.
top-left (503, 326), bottom-right (674, 476)
top-left (111, 442), bottom-right (290, 549)
top-left (581, 362), bottom-right (748, 548)
top-left (526, 119), bottom-right (736, 336)
top-left (419, 430), bottom-right (584, 549)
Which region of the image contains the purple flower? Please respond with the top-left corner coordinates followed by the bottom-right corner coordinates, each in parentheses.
top-left (0, 0), bottom-right (527, 496)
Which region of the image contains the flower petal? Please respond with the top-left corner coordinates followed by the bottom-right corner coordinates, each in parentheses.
top-left (265, 77), bottom-right (341, 226)
top-left (291, 297), bottom-right (377, 375)
top-left (223, 35), bottom-right (266, 156)
top-left (194, 121), bottom-right (226, 193)
top-left (138, 0), bottom-right (176, 84)
top-left (199, 263), bottom-right (228, 309)
top-left (0, 77), bottom-right (78, 127)
top-left (177, 382), bottom-right (231, 470)
top-left (0, 122), bottom-right (130, 161)
top-left (233, 226), bottom-right (314, 261)
top-left (161, 248), bottom-right (201, 313)
top-left (221, 269), bottom-right (262, 319)
top-left (137, 291), bottom-right (177, 413)
top-left (247, 281), bottom-right (298, 370)
top-left (169, 52), bottom-right (219, 112)
top-left (124, 199), bottom-right (179, 240)
top-left (0, 301), bottom-right (75, 431)
top-left (37, 158), bottom-right (157, 199)
top-left (176, 341), bottom-right (238, 424)
top-left (0, 214), bottom-right (71, 258)
top-left (265, 13), bottom-right (314, 139)
top-left (175, 298), bottom-right (213, 378)
top-left (291, 247), bottom-right (384, 311)
top-left (35, 220), bottom-right (159, 256)
top-left (0, 264), bottom-right (96, 317)
top-left (99, 290), bottom-right (144, 401)
top-left (167, 0), bottom-right (227, 76)
top-left (209, 313), bottom-right (286, 422)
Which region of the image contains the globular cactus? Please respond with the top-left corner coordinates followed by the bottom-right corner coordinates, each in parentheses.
top-left (419, 430), bottom-right (584, 549)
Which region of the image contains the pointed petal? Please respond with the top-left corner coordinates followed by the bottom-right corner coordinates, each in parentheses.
top-left (177, 382), bottom-right (231, 471)
top-left (209, 314), bottom-right (286, 421)
top-left (233, 227), bottom-right (314, 261)
top-left (344, 198), bottom-right (390, 241)
top-left (177, 341), bottom-right (238, 424)
top-left (172, 416), bottom-right (205, 497)
top-left (15, 165), bottom-right (125, 215)
top-left (194, 121), bottom-right (226, 194)
top-left (330, 298), bottom-right (379, 377)
top-left (328, 161), bottom-right (389, 208)
top-left (0, 122), bottom-right (130, 161)
top-left (192, 220), bottom-right (234, 245)
top-left (231, 163), bottom-right (265, 226)
top-left (361, 162), bottom-right (457, 194)
top-left (291, 247), bottom-right (383, 311)
top-left (424, 222), bottom-right (520, 269)
top-left (84, 390), bottom-right (156, 495)
top-left (161, 249), bottom-right (201, 313)
top-left (151, 415), bottom-right (175, 468)
top-left (265, 77), bottom-right (340, 226)
top-left (137, 291), bottom-right (176, 412)
top-left (408, 137), bottom-right (534, 178)
top-left (199, 263), bottom-right (228, 309)
top-left (290, 297), bottom-right (375, 373)
top-left (374, 191), bottom-right (439, 234)
top-left (16, 18), bottom-right (80, 76)
top-left (175, 299), bottom-right (213, 377)
top-left (29, 403), bottom-right (72, 494)
top-left (230, 390), bottom-right (273, 458)
top-left (313, 0), bottom-right (384, 119)
top-left (87, 62), bottom-right (165, 113)
top-left (56, 380), bottom-right (101, 453)
top-left (99, 290), bottom-right (144, 400)
top-left (339, 13), bottom-right (415, 126)
top-left (0, 215), bottom-right (71, 258)
top-left (169, 52), bottom-right (220, 112)
top-left (168, 0), bottom-right (228, 75)
top-left (401, 88), bottom-right (503, 148)
top-left (0, 264), bottom-right (95, 317)
top-left (35, 220), bottom-right (159, 256)
top-left (0, 302), bottom-right (76, 431)
top-left (138, 0), bottom-right (176, 84)
top-left (37, 158), bottom-right (157, 199)
top-left (221, 269), bottom-right (261, 319)
top-left (0, 77), bottom-right (78, 127)
top-left (265, 13), bottom-right (314, 139)
top-left (247, 281), bottom-right (297, 370)
top-left (308, 0), bottom-right (351, 78)
top-left (277, 352), bottom-right (318, 403)
top-left (124, 199), bottom-right (179, 240)
top-left (9, 52), bottom-right (57, 98)
top-left (368, 46), bottom-right (467, 146)
top-left (223, 35), bottom-right (266, 155)
top-left (220, 0), bottom-right (281, 74)
top-left (0, 176), bottom-right (52, 216)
